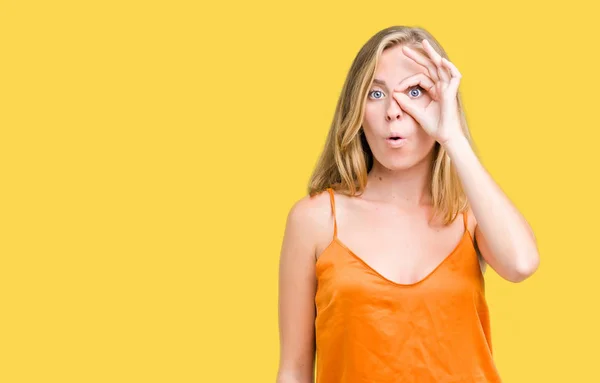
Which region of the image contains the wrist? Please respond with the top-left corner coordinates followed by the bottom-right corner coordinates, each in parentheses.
top-left (441, 134), bottom-right (470, 154)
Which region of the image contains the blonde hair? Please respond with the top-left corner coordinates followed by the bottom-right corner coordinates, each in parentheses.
top-left (308, 25), bottom-right (477, 225)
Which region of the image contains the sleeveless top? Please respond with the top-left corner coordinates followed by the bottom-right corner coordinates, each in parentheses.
top-left (314, 188), bottom-right (502, 382)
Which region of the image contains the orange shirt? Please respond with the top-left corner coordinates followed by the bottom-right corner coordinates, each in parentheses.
top-left (314, 188), bottom-right (502, 382)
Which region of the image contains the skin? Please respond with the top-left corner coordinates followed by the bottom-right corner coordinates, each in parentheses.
top-left (361, 42), bottom-right (440, 207)
top-left (276, 39), bottom-right (540, 383)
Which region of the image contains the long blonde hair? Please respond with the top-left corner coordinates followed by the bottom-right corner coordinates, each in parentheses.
top-left (308, 25), bottom-right (477, 225)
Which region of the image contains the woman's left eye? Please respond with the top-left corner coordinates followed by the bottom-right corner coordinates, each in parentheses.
top-left (408, 86), bottom-right (424, 98)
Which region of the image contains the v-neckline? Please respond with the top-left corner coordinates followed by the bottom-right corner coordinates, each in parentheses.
top-left (319, 229), bottom-right (473, 287)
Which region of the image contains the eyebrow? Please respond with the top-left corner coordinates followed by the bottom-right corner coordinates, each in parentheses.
top-left (372, 77), bottom-right (411, 88)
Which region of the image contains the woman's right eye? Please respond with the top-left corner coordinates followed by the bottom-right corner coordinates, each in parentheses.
top-left (368, 90), bottom-right (384, 99)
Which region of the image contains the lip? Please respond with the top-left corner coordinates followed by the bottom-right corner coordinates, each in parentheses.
top-left (386, 137), bottom-right (407, 148)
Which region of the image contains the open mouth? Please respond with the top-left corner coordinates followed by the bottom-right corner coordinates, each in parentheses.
top-left (386, 136), bottom-right (407, 147)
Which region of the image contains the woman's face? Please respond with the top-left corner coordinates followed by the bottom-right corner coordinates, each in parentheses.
top-left (362, 44), bottom-right (437, 171)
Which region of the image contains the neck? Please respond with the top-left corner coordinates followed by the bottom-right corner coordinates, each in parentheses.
top-left (364, 157), bottom-right (433, 208)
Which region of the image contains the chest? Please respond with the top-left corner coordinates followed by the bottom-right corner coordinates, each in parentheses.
top-left (315, 201), bottom-right (475, 286)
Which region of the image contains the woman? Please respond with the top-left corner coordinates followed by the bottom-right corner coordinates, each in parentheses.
top-left (277, 25), bottom-right (540, 383)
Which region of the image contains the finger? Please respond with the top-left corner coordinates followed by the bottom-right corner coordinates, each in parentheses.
top-left (393, 73), bottom-right (438, 101)
top-left (422, 39), bottom-right (450, 83)
top-left (393, 92), bottom-right (421, 120)
top-left (395, 92), bottom-right (437, 135)
top-left (442, 57), bottom-right (462, 78)
top-left (402, 45), bottom-right (439, 82)
top-left (441, 58), bottom-right (462, 94)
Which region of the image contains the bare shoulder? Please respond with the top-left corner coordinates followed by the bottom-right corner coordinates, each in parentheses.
top-left (284, 189), bottom-right (335, 261)
top-left (277, 190), bottom-right (334, 379)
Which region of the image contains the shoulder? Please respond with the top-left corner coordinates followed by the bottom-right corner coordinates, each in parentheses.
top-left (289, 189), bottom-right (332, 222)
top-left (284, 189), bottom-right (336, 258)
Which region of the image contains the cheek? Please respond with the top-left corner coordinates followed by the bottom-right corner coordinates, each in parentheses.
top-left (414, 132), bottom-right (437, 154)
top-left (361, 125), bottom-right (378, 147)
top-left (415, 93), bottom-right (433, 106)
top-left (363, 103), bottom-right (379, 121)
top-left (362, 104), bottom-right (381, 132)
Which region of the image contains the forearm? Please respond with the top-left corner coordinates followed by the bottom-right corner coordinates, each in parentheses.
top-left (443, 135), bottom-right (540, 280)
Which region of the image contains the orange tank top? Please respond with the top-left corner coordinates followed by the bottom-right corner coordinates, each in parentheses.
top-left (314, 188), bottom-right (502, 382)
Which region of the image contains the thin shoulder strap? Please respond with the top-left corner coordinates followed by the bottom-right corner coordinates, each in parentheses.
top-left (462, 210), bottom-right (468, 231)
top-left (327, 188), bottom-right (338, 239)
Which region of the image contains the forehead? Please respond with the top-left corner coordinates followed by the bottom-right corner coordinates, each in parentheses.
top-left (373, 44), bottom-right (427, 86)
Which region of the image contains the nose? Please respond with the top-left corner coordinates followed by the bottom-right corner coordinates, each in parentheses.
top-left (385, 98), bottom-right (404, 121)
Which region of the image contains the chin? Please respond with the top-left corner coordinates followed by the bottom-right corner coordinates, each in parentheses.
top-left (376, 149), bottom-right (433, 171)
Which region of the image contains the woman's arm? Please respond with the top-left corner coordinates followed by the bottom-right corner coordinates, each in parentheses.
top-left (444, 135), bottom-right (540, 283)
top-left (394, 40), bottom-right (540, 283)
top-left (276, 198), bottom-right (318, 383)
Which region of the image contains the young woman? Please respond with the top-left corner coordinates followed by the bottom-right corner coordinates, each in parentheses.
top-left (276, 25), bottom-right (540, 383)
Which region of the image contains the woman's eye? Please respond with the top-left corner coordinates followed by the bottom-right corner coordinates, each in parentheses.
top-left (368, 90), bottom-right (384, 99)
top-left (368, 86), bottom-right (424, 100)
top-left (408, 86), bottom-right (424, 98)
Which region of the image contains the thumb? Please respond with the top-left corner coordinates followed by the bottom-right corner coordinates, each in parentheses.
top-left (394, 92), bottom-right (422, 121)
